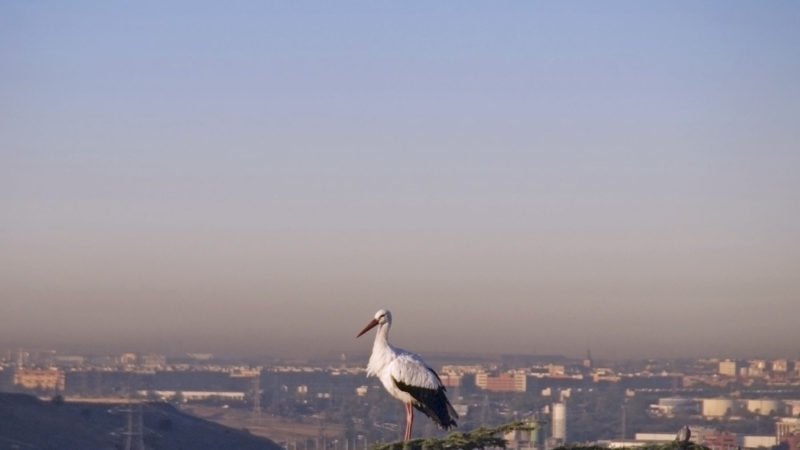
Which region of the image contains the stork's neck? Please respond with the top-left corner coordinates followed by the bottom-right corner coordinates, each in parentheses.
top-left (367, 322), bottom-right (395, 376)
top-left (372, 322), bottom-right (390, 349)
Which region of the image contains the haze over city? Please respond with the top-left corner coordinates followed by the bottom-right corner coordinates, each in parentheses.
top-left (2, 2), bottom-right (799, 360)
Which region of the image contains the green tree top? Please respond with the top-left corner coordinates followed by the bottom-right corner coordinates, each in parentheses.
top-left (371, 421), bottom-right (538, 450)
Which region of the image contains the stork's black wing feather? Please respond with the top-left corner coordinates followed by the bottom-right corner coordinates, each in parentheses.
top-left (393, 375), bottom-right (458, 430)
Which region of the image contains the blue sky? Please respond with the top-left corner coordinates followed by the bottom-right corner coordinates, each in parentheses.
top-left (2, 2), bottom-right (799, 358)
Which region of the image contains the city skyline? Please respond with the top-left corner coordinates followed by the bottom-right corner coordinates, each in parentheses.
top-left (2, 2), bottom-right (799, 360)
top-left (5, 348), bottom-right (800, 448)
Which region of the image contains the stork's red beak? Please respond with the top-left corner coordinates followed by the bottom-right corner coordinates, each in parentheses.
top-left (356, 318), bottom-right (379, 338)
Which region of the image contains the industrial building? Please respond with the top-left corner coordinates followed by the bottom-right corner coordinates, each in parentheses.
top-left (701, 398), bottom-right (736, 418)
top-left (136, 390), bottom-right (246, 402)
top-left (745, 399), bottom-right (783, 416)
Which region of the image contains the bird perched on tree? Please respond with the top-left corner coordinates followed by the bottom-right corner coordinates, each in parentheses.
top-left (356, 309), bottom-right (458, 441)
top-left (676, 425), bottom-right (692, 449)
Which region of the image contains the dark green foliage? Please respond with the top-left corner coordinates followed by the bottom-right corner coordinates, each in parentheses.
top-left (371, 421), bottom-right (538, 450)
top-left (372, 421), bottom-right (713, 450)
top-left (650, 442), bottom-right (710, 450)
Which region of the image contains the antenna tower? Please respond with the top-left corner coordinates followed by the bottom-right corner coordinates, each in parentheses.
top-left (621, 398), bottom-right (628, 440)
top-left (122, 402), bottom-right (145, 450)
top-left (251, 367), bottom-right (263, 423)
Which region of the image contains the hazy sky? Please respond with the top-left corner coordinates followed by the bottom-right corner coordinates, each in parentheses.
top-left (2, 2), bottom-right (799, 360)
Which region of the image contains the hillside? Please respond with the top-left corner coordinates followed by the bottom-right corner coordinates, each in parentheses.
top-left (0, 393), bottom-right (282, 450)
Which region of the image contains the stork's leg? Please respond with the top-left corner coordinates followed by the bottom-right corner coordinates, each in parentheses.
top-left (404, 402), bottom-right (414, 441)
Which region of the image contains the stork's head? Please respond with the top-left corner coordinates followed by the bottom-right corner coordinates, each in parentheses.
top-left (356, 309), bottom-right (392, 337)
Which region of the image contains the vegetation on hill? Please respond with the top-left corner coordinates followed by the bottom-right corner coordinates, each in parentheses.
top-left (0, 393), bottom-right (281, 450)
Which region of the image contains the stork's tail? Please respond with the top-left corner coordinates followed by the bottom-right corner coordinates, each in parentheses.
top-left (413, 387), bottom-right (458, 429)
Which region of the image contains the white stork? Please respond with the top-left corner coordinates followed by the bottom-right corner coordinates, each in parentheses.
top-left (356, 309), bottom-right (458, 441)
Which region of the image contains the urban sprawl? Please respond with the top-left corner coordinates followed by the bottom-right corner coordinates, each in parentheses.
top-left (3, 349), bottom-right (800, 450)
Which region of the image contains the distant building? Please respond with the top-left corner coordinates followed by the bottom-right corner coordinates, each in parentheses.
top-left (633, 432), bottom-right (776, 450)
top-left (583, 350), bottom-right (593, 369)
top-left (118, 353), bottom-right (137, 366)
top-left (229, 367), bottom-right (261, 378)
top-left (186, 353), bottom-right (214, 361)
top-left (504, 419), bottom-right (538, 450)
top-left (15, 350), bottom-right (30, 367)
top-left (718, 360), bottom-right (737, 377)
top-left (690, 427), bottom-right (722, 446)
top-left (14, 367), bottom-right (65, 391)
top-left (440, 364), bottom-right (484, 374)
top-left (702, 430), bottom-right (737, 450)
top-left (683, 374), bottom-right (734, 388)
top-left (439, 372), bottom-right (462, 388)
top-left (648, 397), bottom-right (699, 417)
top-left (547, 364), bottom-right (566, 376)
top-left (53, 355), bottom-right (85, 367)
top-left (452, 404), bottom-right (469, 418)
top-left (634, 433), bottom-right (678, 443)
top-left (139, 354), bottom-right (166, 370)
top-left (784, 400), bottom-right (800, 417)
top-left (781, 434), bottom-right (800, 450)
top-left (702, 398), bottom-right (736, 418)
top-left (749, 359), bottom-right (767, 370)
top-left (475, 371), bottom-right (526, 392)
top-left (745, 360), bottom-right (767, 378)
top-left (741, 435), bottom-right (777, 449)
top-left (776, 417), bottom-right (800, 443)
top-left (551, 402), bottom-right (567, 442)
top-left (138, 390), bottom-right (245, 402)
top-left (745, 399), bottom-right (782, 416)
top-left (592, 368), bottom-right (621, 383)
top-left (771, 359), bottom-right (790, 373)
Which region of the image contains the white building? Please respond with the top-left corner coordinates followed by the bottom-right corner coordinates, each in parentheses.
top-left (552, 402), bottom-right (567, 442)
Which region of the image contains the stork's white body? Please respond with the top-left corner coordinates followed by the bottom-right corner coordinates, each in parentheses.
top-left (357, 309), bottom-right (457, 441)
top-left (367, 333), bottom-right (439, 404)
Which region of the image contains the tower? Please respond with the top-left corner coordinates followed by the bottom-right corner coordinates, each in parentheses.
top-left (552, 402), bottom-right (567, 443)
top-left (621, 398), bottom-right (627, 440)
top-left (122, 402), bottom-right (145, 450)
top-left (251, 367), bottom-right (262, 423)
top-left (480, 393), bottom-right (489, 425)
top-left (583, 349), bottom-right (593, 369)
